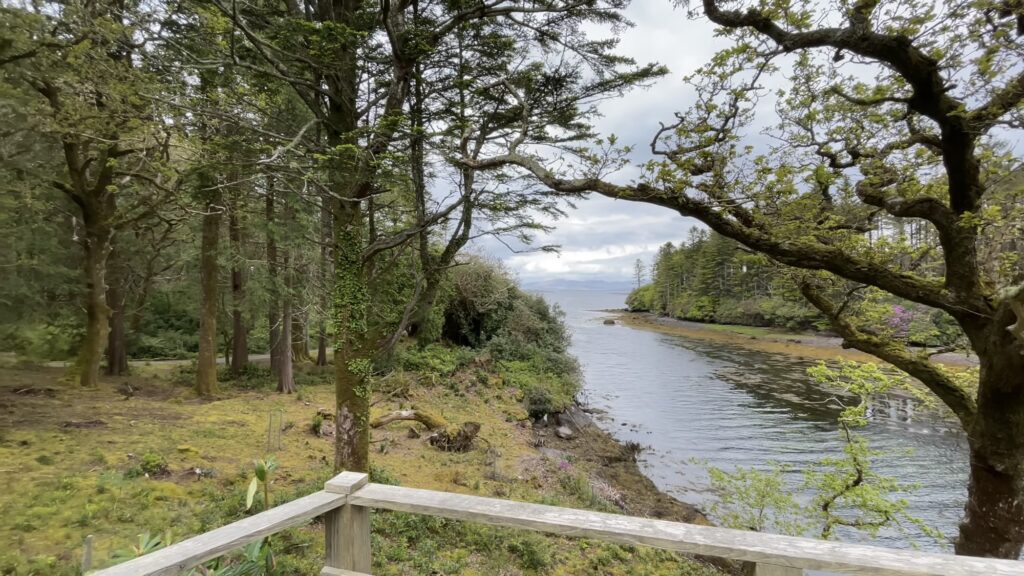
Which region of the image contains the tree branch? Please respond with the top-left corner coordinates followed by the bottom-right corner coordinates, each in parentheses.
top-left (799, 282), bottom-right (977, 428)
top-left (464, 151), bottom-right (985, 318)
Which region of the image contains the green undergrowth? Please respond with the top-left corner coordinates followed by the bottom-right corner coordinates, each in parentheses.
top-left (0, 348), bottom-right (720, 575)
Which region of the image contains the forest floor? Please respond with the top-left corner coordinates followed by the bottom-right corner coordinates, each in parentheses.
top-left (0, 355), bottom-right (724, 576)
top-left (614, 312), bottom-right (978, 368)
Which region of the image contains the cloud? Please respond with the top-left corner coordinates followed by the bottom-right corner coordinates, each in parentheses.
top-left (481, 3), bottom-right (719, 283)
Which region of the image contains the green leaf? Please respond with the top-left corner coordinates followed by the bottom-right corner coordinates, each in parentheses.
top-left (246, 477), bottom-right (259, 510)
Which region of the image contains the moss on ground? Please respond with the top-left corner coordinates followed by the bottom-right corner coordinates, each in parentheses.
top-left (0, 353), bottom-right (724, 576)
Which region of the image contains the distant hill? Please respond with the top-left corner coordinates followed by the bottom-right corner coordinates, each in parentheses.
top-left (521, 278), bottom-right (635, 293)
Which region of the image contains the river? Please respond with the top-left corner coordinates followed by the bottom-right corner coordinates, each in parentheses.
top-left (540, 289), bottom-right (969, 553)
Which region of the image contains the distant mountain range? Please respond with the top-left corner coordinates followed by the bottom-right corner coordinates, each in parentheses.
top-left (521, 278), bottom-right (636, 293)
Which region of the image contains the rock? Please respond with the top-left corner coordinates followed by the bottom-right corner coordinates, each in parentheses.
top-left (603, 319), bottom-right (616, 325)
top-left (188, 467), bottom-right (216, 480)
top-left (539, 447), bottom-right (570, 460)
top-left (555, 426), bottom-right (574, 440)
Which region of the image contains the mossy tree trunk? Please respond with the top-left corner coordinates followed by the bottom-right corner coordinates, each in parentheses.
top-left (196, 186), bottom-right (222, 397)
top-left (956, 321), bottom-right (1024, 558)
top-left (332, 197), bottom-right (370, 473)
top-left (77, 214), bottom-right (114, 387)
top-left (104, 246), bottom-right (129, 376)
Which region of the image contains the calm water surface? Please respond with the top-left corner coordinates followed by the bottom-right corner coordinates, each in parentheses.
top-left (541, 289), bottom-right (968, 552)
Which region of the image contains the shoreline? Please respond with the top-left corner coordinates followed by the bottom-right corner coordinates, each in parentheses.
top-left (539, 405), bottom-right (711, 525)
top-left (539, 406), bottom-right (735, 574)
top-left (611, 311), bottom-right (978, 368)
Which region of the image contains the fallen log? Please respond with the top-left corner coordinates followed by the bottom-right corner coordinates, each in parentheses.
top-left (370, 409), bottom-right (481, 452)
top-left (370, 409), bottom-right (447, 430)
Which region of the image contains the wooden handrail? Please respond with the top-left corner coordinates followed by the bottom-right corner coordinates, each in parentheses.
top-left (352, 483), bottom-right (1024, 576)
top-left (92, 490), bottom-right (348, 576)
top-left (93, 473), bottom-right (1024, 576)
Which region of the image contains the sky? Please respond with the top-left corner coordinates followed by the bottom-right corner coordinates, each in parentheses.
top-left (474, 2), bottom-right (728, 286)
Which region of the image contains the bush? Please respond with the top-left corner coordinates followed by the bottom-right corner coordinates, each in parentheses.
top-left (126, 452), bottom-right (169, 478)
top-left (396, 344), bottom-right (473, 378)
top-left (0, 319), bottom-right (83, 360)
top-left (217, 363), bottom-right (274, 389)
top-left (625, 284), bottom-right (657, 311)
top-left (133, 330), bottom-right (197, 360)
top-left (500, 359), bottom-right (579, 417)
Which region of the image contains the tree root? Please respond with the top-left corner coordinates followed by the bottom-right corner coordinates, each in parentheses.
top-left (428, 422), bottom-right (481, 453)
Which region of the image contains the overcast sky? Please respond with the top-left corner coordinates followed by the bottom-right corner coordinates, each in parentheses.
top-left (474, 2), bottom-right (728, 285)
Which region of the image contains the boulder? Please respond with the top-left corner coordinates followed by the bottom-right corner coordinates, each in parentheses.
top-left (555, 426), bottom-right (574, 440)
top-left (603, 319), bottom-right (616, 325)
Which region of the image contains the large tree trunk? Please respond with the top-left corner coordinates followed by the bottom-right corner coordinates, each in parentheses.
top-left (333, 198), bottom-right (370, 473)
top-left (956, 323), bottom-right (1024, 559)
top-left (266, 182), bottom-right (282, 378)
top-left (75, 223), bottom-right (113, 387)
top-left (277, 254), bottom-right (296, 394)
top-left (327, 0), bottom-right (372, 474)
top-left (104, 246), bottom-right (128, 376)
top-left (412, 274), bottom-right (442, 347)
top-left (196, 195), bottom-right (221, 397)
top-left (316, 315), bottom-right (328, 366)
top-left (105, 283), bottom-right (128, 376)
top-left (291, 306), bottom-right (311, 363)
top-left (229, 195), bottom-right (248, 376)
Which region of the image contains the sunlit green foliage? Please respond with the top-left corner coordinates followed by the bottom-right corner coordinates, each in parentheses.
top-left (708, 360), bottom-right (945, 546)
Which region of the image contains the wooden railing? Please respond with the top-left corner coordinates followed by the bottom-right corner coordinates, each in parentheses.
top-left (94, 471), bottom-right (1024, 576)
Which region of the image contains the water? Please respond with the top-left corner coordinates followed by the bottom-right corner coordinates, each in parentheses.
top-left (541, 289), bottom-right (969, 553)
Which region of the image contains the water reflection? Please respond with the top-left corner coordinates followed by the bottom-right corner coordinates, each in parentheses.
top-left (540, 290), bottom-right (968, 552)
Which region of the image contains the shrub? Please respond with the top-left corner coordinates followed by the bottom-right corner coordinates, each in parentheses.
top-left (506, 533), bottom-right (552, 571)
top-left (499, 359), bottom-right (579, 417)
top-left (133, 330), bottom-right (197, 360)
top-left (625, 284), bottom-right (658, 311)
top-left (126, 452), bottom-right (169, 478)
top-left (396, 344), bottom-right (472, 378)
top-left (0, 319), bottom-right (83, 360)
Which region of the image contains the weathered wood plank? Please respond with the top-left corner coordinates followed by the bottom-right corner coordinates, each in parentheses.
top-left (350, 483), bottom-right (1024, 576)
top-left (325, 472), bottom-right (371, 572)
top-left (92, 490), bottom-right (348, 576)
top-left (325, 503), bottom-right (371, 572)
top-left (755, 563), bottom-right (802, 576)
top-left (320, 568), bottom-right (372, 576)
top-left (325, 471), bottom-right (369, 495)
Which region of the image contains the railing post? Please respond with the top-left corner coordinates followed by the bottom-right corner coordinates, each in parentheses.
top-left (324, 471), bottom-right (370, 574)
top-left (754, 563), bottom-right (802, 576)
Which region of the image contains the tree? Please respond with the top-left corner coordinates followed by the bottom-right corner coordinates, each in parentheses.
top-left (205, 0), bottom-right (660, 474)
top-left (1, 0), bottom-right (171, 387)
top-left (229, 183), bottom-right (249, 376)
top-left (467, 0), bottom-right (1024, 558)
top-left (633, 258), bottom-right (646, 288)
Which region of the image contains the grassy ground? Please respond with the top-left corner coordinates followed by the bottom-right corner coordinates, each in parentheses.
top-left (0, 355), bottom-right (724, 576)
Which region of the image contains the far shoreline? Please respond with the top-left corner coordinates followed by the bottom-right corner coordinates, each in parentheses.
top-left (605, 310), bottom-right (978, 368)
